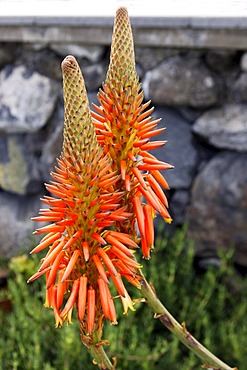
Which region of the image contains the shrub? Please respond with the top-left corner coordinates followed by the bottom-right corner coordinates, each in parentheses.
top-left (0, 227), bottom-right (246, 370)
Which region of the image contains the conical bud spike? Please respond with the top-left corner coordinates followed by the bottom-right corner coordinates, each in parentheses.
top-left (106, 7), bottom-right (138, 89)
top-left (61, 55), bottom-right (98, 158)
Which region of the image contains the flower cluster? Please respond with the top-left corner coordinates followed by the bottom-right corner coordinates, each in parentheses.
top-left (92, 7), bottom-right (173, 259)
top-left (29, 7), bottom-right (172, 339)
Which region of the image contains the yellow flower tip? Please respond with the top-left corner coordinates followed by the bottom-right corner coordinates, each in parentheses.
top-left (165, 217), bottom-right (173, 224)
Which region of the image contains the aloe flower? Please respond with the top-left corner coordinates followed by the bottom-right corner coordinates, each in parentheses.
top-left (29, 56), bottom-right (141, 335)
top-left (92, 7), bottom-right (173, 259)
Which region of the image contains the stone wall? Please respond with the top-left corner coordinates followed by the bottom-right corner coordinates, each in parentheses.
top-left (0, 31), bottom-right (246, 267)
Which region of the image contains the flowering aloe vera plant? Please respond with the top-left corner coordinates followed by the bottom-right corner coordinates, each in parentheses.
top-left (28, 6), bottom-right (237, 370)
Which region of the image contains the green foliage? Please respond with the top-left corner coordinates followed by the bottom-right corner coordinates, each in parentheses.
top-left (0, 228), bottom-right (246, 370)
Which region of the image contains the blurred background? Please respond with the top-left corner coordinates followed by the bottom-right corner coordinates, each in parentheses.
top-left (0, 1), bottom-right (246, 369)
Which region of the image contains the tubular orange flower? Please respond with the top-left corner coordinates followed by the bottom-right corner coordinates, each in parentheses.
top-left (91, 6), bottom-right (173, 258)
top-left (29, 55), bottom-right (142, 337)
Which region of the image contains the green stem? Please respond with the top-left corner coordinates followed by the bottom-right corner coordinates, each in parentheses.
top-left (140, 272), bottom-right (237, 370)
top-left (87, 343), bottom-right (115, 370)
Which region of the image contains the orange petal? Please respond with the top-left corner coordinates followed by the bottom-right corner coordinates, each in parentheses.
top-left (120, 160), bottom-right (126, 180)
top-left (38, 240), bottom-right (65, 271)
top-left (132, 196), bottom-right (145, 238)
top-left (138, 163), bottom-right (173, 171)
top-left (93, 255), bottom-right (110, 284)
top-left (127, 151), bottom-right (136, 161)
top-left (78, 276), bottom-right (88, 321)
top-left (111, 273), bottom-right (126, 297)
top-left (46, 250), bottom-right (64, 289)
top-left (136, 105), bottom-right (154, 122)
top-left (105, 234), bottom-right (133, 257)
top-left (97, 278), bottom-right (110, 320)
top-left (97, 248), bottom-right (118, 277)
top-left (141, 238), bottom-right (150, 260)
top-left (139, 141), bottom-right (167, 151)
top-left (147, 174), bottom-right (168, 207)
top-left (56, 270), bottom-right (66, 309)
top-left (132, 167), bottom-right (147, 190)
top-left (82, 241), bottom-right (90, 262)
top-left (63, 230), bottom-right (83, 250)
top-left (87, 288), bottom-right (96, 334)
top-left (108, 231), bottom-right (139, 249)
top-left (111, 246), bottom-right (141, 269)
top-left (61, 249), bottom-right (81, 283)
top-left (60, 279), bottom-right (80, 317)
top-left (30, 232), bottom-right (61, 254)
top-left (51, 286), bottom-right (63, 328)
top-left (104, 282), bottom-right (117, 324)
top-left (27, 266), bottom-right (51, 283)
top-left (143, 204), bottom-right (154, 250)
top-left (138, 186), bottom-right (160, 213)
top-left (34, 223), bottom-right (65, 235)
top-left (150, 169), bottom-right (170, 190)
top-left (92, 233), bottom-right (107, 245)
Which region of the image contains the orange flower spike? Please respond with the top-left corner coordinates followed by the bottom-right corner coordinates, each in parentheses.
top-left (87, 288), bottom-right (96, 335)
top-left (90, 7), bottom-right (173, 254)
top-left (60, 279), bottom-right (80, 318)
top-left (78, 276), bottom-right (88, 321)
top-left (61, 249), bottom-right (81, 283)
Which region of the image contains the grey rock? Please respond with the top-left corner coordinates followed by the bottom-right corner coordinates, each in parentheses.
top-left (135, 47), bottom-right (179, 70)
top-left (83, 63), bottom-right (107, 91)
top-left (39, 104), bottom-right (64, 182)
top-left (205, 49), bottom-right (239, 73)
top-left (0, 43), bottom-right (17, 68)
top-left (240, 52), bottom-right (247, 72)
top-left (0, 65), bottom-right (58, 133)
top-left (143, 56), bottom-right (220, 108)
top-left (50, 44), bottom-right (105, 63)
top-left (193, 104), bottom-right (247, 152)
top-left (186, 152), bottom-right (247, 266)
top-left (170, 189), bottom-right (190, 225)
top-left (0, 134), bottom-right (43, 195)
top-left (151, 107), bottom-right (199, 189)
top-left (233, 73), bottom-right (247, 103)
top-left (22, 43), bottom-right (47, 51)
top-left (19, 49), bottom-right (62, 80)
top-left (0, 190), bottom-right (44, 258)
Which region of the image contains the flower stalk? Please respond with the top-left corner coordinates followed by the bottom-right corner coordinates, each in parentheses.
top-left (140, 272), bottom-right (237, 370)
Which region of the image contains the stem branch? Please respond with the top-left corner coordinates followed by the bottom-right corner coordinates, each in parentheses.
top-left (140, 272), bottom-right (237, 370)
top-left (87, 343), bottom-right (116, 370)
